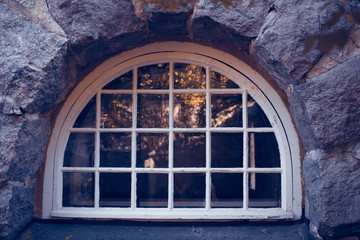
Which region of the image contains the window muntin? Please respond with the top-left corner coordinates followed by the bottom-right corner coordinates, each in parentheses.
top-left (60, 62), bottom-right (283, 214)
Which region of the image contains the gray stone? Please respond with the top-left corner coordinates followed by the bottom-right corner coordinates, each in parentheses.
top-left (0, 3), bottom-right (69, 114)
top-left (291, 54), bottom-right (360, 149)
top-left (193, 0), bottom-right (271, 38)
top-left (303, 142), bottom-right (360, 238)
top-left (0, 181), bottom-right (36, 240)
top-left (47, 0), bottom-right (147, 65)
top-left (252, 0), bottom-right (353, 89)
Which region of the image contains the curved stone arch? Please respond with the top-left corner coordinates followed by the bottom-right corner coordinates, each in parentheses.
top-left (42, 41), bottom-right (301, 220)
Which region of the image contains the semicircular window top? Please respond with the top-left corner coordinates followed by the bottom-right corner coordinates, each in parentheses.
top-left (48, 49), bottom-right (301, 220)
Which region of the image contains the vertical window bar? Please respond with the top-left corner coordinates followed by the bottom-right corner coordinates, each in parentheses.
top-left (168, 61), bottom-right (174, 209)
top-left (205, 66), bottom-right (211, 210)
top-left (131, 67), bottom-right (138, 209)
top-left (94, 90), bottom-right (101, 208)
top-left (243, 90), bottom-right (249, 209)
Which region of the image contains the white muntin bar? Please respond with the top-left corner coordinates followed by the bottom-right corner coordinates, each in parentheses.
top-left (131, 66), bottom-right (138, 209)
top-left (94, 90), bottom-right (101, 209)
top-left (243, 90), bottom-right (249, 210)
top-left (168, 61), bottom-right (174, 209)
top-left (205, 66), bottom-right (211, 210)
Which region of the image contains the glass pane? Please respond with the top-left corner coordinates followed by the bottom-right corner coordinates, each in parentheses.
top-left (248, 95), bottom-right (271, 127)
top-left (248, 132), bottom-right (280, 168)
top-left (137, 173), bottom-right (168, 208)
top-left (138, 63), bottom-right (169, 89)
top-left (137, 94), bottom-right (169, 128)
top-left (103, 70), bottom-right (133, 89)
top-left (137, 133), bottom-right (168, 168)
top-left (63, 133), bottom-right (94, 167)
top-left (248, 173), bottom-right (281, 208)
top-left (174, 93), bottom-right (206, 128)
top-left (73, 96), bottom-right (96, 128)
top-left (100, 132), bottom-right (131, 167)
top-left (63, 172), bottom-right (94, 207)
top-left (99, 173), bottom-right (131, 207)
top-left (174, 63), bottom-right (206, 89)
top-left (211, 94), bottom-right (242, 127)
top-left (174, 133), bottom-right (205, 167)
top-left (174, 173), bottom-right (205, 208)
top-left (211, 173), bottom-right (243, 208)
top-left (210, 71), bottom-right (239, 89)
top-left (211, 133), bottom-right (243, 168)
top-left (101, 94), bottom-right (132, 128)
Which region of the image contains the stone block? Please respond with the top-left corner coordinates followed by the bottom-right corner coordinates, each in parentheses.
top-left (291, 54), bottom-right (360, 149)
top-left (303, 142), bottom-right (360, 238)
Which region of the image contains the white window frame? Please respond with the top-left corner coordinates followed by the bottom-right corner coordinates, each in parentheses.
top-left (42, 42), bottom-right (302, 220)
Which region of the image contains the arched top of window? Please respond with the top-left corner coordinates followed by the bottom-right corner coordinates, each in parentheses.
top-left (43, 42), bottom-right (301, 220)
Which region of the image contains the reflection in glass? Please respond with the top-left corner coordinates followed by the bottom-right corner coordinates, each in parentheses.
top-left (137, 94), bottom-right (169, 128)
top-left (137, 133), bottom-right (168, 168)
top-left (248, 173), bottom-right (281, 208)
top-left (103, 70), bottom-right (133, 89)
top-left (174, 93), bottom-right (206, 128)
top-left (174, 173), bottom-right (205, 208)
top-left (174, 133), bottom-right (205, 167)
top-left (210, 71), bottom-right (239, 89)
top-left (211, 94), bottom-right (242, 127)
top-left (63, 172), bottom-right (94, 207)
top-left (100, 173), bottom-right (131, 207)
top-left (247, 95), bottom-right (271, 127)
top-left (137, 173), bottom-right (168, 208)
top-left (174, 63), bottom-right (206, 89)
top-left (100, 132), bottom-right (131, 167)
top-left (73, 96), bottom-right (96, 128)
top-left (248, 132), bottom-right (280, 168)
top-left (138, 63), bottom-right (169, 89)
top-left (63, 133), bottom-right (94, 167)
top-left (211, 173), bottom-right (243, 208)
top-left (101, 94), bottom-right (132, 128)
top-left (211, 133), bottom-right (243, 168)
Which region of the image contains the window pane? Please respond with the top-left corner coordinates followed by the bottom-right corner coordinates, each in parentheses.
top-left (137, 133), bottom-right (168, 168)
top-left (174, 133), bottom-right (205, 167)
top-left (63, 172), bottom-right (94, 207)
top-left (138, 63), bottom-right (169, 89)
top-left (248, 95), bottom-right (271, 127)
top-left (174, 173), bottom-right (205, 208)
top-left (248, 132), bottom-right (280, 168)
top-left (100, 173), bottom-right (131, 207)
top-left (103, 70), bottom-right (133, 89)
top-left (210, 71), bottom-right (239, 89)
top-left (211, 133), bottom-right (243, 168)
top-left (174, 93), bottom-right (206, 128)
top-left (211, 173), bottom-right (243, 208)
top-left (249, 173), bottom-right (281, 208)
top-left (73, 96), bottom-right (96, 128)
top-left (174, 63), bottom-right (206, 89)
top-left (63, 133), bottom-right (94, 167)
top-left (137, 94), bottom-right (169, 128)
top-left (211, 94), bottom-right (242, 127)
top-left (100, 132), bottom-right (131, 167)
top-left (101, 94), bottom-right (132, 128)
top-left (137, 173), bottom-right (168, 208)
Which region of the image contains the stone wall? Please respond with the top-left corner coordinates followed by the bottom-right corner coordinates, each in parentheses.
top-left (0, 0), bottom-right (359, 239)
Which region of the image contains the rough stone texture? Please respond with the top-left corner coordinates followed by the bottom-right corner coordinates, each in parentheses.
top-left (303, 142), bottom-right (360, 239)
top-left (193, 0), bottom-right (271, 38)
top-left (0, 114), bottom-right (51, 240)
top-left (0, 0), bottom-right (360, 239)
top-left (306, 24), bottom-right (360, 79)
top-left (290, 54), bottom-right (360, 149)
top-left (252, 0), bottom-right (353, 90)
top-left (0, 3), bottom-right (69, 114)
top-left (48, 0), bottom-right (147, 65)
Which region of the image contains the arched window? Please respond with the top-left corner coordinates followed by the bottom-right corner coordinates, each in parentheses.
top-left (43, 42), bottom-right (301, 220)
